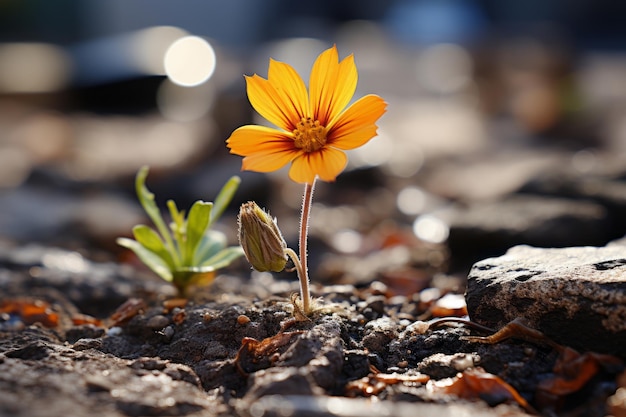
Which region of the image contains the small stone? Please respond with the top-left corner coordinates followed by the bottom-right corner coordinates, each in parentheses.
top-left (450, 354), bottom-right (475, 372)
top-left (146, 315), bottom-right (170, 330)
top-left (406, 320), bottom-right (430, 335)
top-left (237, 315), bottom-right (251, 325)
top-left (107, 326), bottom-right (122, 336)
top-left (418, 353), bottom-right (478, 379)
top-left (466, 245), bottom-right (626, 357)
top-left (162, 326), bottom-right (175, 340)
top-left (72, 338), bottom-right (103, 351)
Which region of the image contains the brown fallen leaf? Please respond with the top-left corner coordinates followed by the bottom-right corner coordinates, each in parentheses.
top-left (536, 346), bottom-right (623, 409)
top-left (108, 298), bottom-right (146, 327)
top-left (345, 365), bottom-right (430, 397)
top-left (171, 309), bottom-right (186, 325)
top-left (0, 298), bottom-right (59, 328)
top-left (162, 298), bottom-right (188, 313)
top-left (428, 367), bottom-right (532, 411)
top-left (235, 330), bottom-right (305, 375)
top-left (71, 313), bottom-right (103, 327)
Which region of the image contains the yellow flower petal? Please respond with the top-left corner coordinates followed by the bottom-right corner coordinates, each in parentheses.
top-left (246, 75), bottom-right (297, 131)
top-left (327, 94), bottom-right (387, 150)
top-left (288, 148), bottom-right (347, 184)
top-left (242, 148), bottom-right (300, 173)
top-left (268, 59), bottom-right (309, 120)
top-left (309, 46), bottom-right (357, 126)
top-left (227, 45), bottom-right (385, 184)
top-left (226, 125), bottom-right (294, 156)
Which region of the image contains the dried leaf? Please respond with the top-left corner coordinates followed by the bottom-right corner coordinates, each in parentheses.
top-left (0, 299), bottom-right (59, 328)
top-left (538, 347), bottom-right (623, 396)
top-left (162, 298), bottom-right (188, 312)
top-left (108, 298), bottom-right (146, 327)
top-left (345, 365), bottom-right (430, 397)
top-left (428, 368), bottom-right (530, 410)
top-left (71, 313), bottom-right (103, 327)
top-left (235, 331), bottom-right (304, 375)
top-left (345, 369), bottom-right (430, 397)
top-left (172, 310), bottom-right (186, 325)
top-left (345, 376), bottom-right (388, 396)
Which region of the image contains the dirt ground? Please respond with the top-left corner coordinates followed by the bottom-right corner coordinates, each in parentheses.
top-left (0, 242), bottom-right (623, 417)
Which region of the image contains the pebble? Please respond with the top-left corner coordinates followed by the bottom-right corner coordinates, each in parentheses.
top-left (72, 338), bottom-right (103, 351)
top-left (161, 326), bottom-right (175, 340)
top-left (466, 244), bottom-right (626, 357)
top-left (106, 326), bottom-right (123, 336)
top-left (146, 315), bottom-right (170, 330)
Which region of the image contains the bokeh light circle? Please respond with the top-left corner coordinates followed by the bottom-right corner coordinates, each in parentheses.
top-left (164, 36), bottom-right (216, 87)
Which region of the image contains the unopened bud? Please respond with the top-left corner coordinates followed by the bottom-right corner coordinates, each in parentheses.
top-left (238, 201), bottom-right (288, 272)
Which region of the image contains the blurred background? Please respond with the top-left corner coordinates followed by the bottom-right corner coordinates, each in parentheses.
top-left (2, 0), bottom-right (626, 283)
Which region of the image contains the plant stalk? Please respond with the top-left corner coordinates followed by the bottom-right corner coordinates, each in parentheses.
top-left (297, 180), bottom-right (315, 314)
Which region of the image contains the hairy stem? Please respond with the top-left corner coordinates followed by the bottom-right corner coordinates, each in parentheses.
top-left (284, 248), bottom-right (307, 314)
top-left (298, 180), bottom-right (315, 315)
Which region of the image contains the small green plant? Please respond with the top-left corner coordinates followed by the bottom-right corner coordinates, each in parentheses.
top-left (117, 166), bottom-right (244, 295)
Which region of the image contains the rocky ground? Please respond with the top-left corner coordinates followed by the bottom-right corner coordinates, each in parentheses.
top-left (3, 35), bottom-right (626, 417)
top-left (1, 188), bottom-right (625, 417)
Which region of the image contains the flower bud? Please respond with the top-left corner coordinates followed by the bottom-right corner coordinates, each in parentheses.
top-left (237, 201), bottom-right (288, 272)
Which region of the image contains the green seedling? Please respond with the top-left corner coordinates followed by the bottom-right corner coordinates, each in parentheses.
top-left (117, 166), bottom-right (244, 295)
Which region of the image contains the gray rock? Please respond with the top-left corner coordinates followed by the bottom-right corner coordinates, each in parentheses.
top-left (0, 243), bottom-right (176, 318)
top-left (443, 194), bottom-right (612, 271)
top-left (0, 327), bottom-right (213, 417)
top-left (244, 367), bottom-right (322, 400)
top-left (519, 174), bottom-right (626, 236)
top-left (466, 245), bottom-right (626, 356)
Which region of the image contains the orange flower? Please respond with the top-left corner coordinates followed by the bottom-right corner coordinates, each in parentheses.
top-left (226, 45), bottom-right (387, 184)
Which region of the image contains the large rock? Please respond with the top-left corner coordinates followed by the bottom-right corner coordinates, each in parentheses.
top-left (466, 245), bottom-right (626, 356)
top-left (444, 194), bottom-right (612, 272)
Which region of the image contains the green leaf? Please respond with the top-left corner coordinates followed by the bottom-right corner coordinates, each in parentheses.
top-left (193, 230), bottom-right (227, 265)
top-left (166, 199), bottom-right (185, 260)
top-left (132, 225), bottom-right (175, 270)
top-left (209, 176), bottom-right (240, 227)
top-left (135, 166), bottom-right (180, 266)
top-left (167, 199), bottom-right (185, 232)
top-left (116, 237), bottom-right (173, 282)
top-left (185, 201), bottom-right (212, 264)
top-left (120, 168), bottom-right (243, 294)
top-left (200, 246), bottom-right (244, 269)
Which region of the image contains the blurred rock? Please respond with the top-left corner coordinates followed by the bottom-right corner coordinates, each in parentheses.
top-left (0, 243), bottom-right (175, 318)
top-left (519, 173), bottom-right (626, 236)
top-left (421, 150), bottom-right (563, 201)
top-left (0, 184), bottom-right (144, 250)
top-left (443, 194), bottom-right (611, 271)
top-left (466, 244), bottom-right (626, 356)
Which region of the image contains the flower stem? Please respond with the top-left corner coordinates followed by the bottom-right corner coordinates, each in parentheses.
top-left (283, 247), bottom-right (307, 313)
top-left (298, 180), bottom-right (315, 315)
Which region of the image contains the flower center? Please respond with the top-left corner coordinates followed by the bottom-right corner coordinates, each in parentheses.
top-left (292, 117), bottom-right (327, 152)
